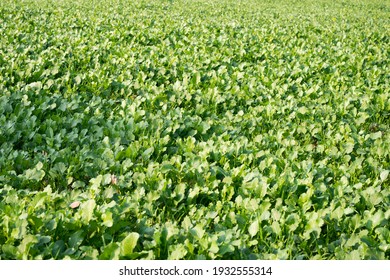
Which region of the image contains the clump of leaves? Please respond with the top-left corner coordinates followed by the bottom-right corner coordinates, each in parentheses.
top-left (0, 0), bottom-right (389, 260)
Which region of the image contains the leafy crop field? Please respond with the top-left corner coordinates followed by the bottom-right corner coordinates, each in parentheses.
top-left (0, 0), bottom-right (389, 260)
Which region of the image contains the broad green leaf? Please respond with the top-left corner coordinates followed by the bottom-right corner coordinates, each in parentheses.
top-left (370, 132), bottom-right (382, 140)
top-left (380, 170), bottom-right (389, 182)
top-left (24, 162), bottom-right (45, 181)
top-left (80, 199), bottom-right (96, 224)
top-left (161, 164), bottom-right (175, 173)
top-left (344, 142), bottom-right (354, 154)
top-left (102, 212), bottom-right (113, 227)
top-left (248, 220), bottom-right (259, 237)
top-left (100, 243), bottom-right (120, 260)
top-left (90, 175), bottom-right (102, 190)
top-left (2, 244), bottom-right (18, 258)
top-left (1, 0), bottom-right (389, 262)
top-left (25, 169), bottom-right (45, 181)
top-left (370, 210), bottom-right (385, 229)
top-left (18, 234), bottom-right (38, 259)
top-left (69, 230), bottom-right (84, 249)
top-left (271, 221), bottom-right (282, 235)
top-left (142, 147), bottom-right (154, 160)
top-left (190, 225), bottom-right (205, 239)
top-left (219, 244), bottom-right (235, 255)
top-left (361, 236), bottom-right (377, 247)
top-left (102, 174), bottom-right (112, 185)
top-left (121, 232), bottom-right (139, 256)
top-left (168, 244), bottom-right (188, 260)
top-left (209, 240), bottom-right (219, 254)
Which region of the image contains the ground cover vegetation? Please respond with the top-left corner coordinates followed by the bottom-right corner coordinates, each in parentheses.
top-left (0, 0), bottom-right (389, 260)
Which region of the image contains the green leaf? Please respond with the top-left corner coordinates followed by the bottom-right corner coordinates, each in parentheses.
top-left (370, 210), bottom-right (384, 229)
top-left (142, 147), bottom-right (154, 160)
top-left (380, 170), bottom-right (389, 182)
top-left (30, 192), bottom-right (47, 209)
top-left (297, 106), bottom-right (308, 115)
top-left (102, 212), bottom-right (113, 227)
top-left (24, 162), bottom-right (45, 181)
top-left (271, 221), bottom-right (282, 235)
top-left (80, 199), bottom-right (96, 224)
top-left (219, 244), bottom-right (235, 255)
top-left (209, 240), bottom-right (219, 254)
top-left (90, 175), bottom-right (102, 190)
top-left (100, 242), bottom-right (120, 260)
top-left (121, 232), bottom-right (139, 257)
top-left (2, 244), bottom-right (18, 258)
top-left (52, 240), bottom-right (65, 258)
top-left (361, 236), bottom-right (377, 247)
top-left (69, 230), bottom-right (84, 249)
top-left (168, 244), bottom-right (188, 260)
top-left (248, 219), bottom-right (259, 237)
top-left (102, 174), bottom-right (112, 185)
top-left (370, 132), bottom-right (382, 140)
top-left (344, 142), bottom-right (354, 154)
top-left (161, 164), bottom-right (175, 173)
top-left (25, 169), bottom-right (45, 181)
top-left (18, 234), bottom-right (38, 259)
top-left (75, 75), bottom-right (82, 85)
top-left (190, 225), bottom-right (205, 239)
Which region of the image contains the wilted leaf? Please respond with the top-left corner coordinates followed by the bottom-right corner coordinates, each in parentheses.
top-left (70, 201), bottom-right (80, 209)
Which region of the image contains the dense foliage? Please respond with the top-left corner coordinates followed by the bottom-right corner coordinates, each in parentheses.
top-left (0, 0), bottom-right (389, 260)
